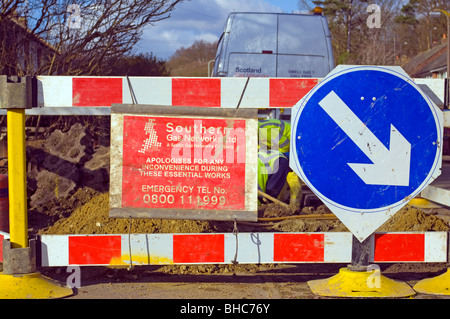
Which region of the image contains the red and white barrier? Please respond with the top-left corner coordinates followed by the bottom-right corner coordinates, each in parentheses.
top-left (35, 232), bottom-right (448, 267)
top-left (34, 76), bottom-right (446, 108)
top-left (36, 76), bottom-right (319, 109)
top-left (0, 76), bottom-right (448, 269)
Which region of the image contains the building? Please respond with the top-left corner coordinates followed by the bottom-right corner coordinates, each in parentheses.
top-left (0, 16), bottom-right (59, 76)
top-left (403, 38), bottom-right (449, 155)
top-left (403, 41), bottom-right (448, 79)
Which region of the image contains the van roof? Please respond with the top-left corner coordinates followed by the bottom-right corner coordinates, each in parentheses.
top-left (227, 12), bottom-right (324, 17)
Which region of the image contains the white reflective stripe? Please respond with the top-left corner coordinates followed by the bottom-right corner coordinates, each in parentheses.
top-left (39, 235), bottom-right (69, 267)
top-left (324, 233), bottom-right (353, 262)
top-left (220, 78), bottom-right (270, 108)
top-left (121, 234), bottom-right (174, 265)
top-left (224, 233), bottom-right (274, 264)
top-left (38, 76), bottom-right (73, 107)
top-left (122, 77), bottom-right (172, 106)
top-left (425, 232), bottom-right (448, 262)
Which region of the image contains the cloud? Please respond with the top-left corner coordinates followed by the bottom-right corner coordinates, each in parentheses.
top-left (136, 0), bottom-right (282, 60)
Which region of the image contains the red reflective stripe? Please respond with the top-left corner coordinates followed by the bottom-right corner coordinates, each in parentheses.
top-left (374, 233), bottom-right (425, 262)
top-left (273, 233), bottom-right (324, 262)
top-left (269, 78), bottom-right (318, 107)
top-left (68, 235), bottom-right (121, 265)
top-left (173, 234), bottom-right (224, 263)
top-left (73, 78), bottom-right (123, 107)
top-left (172, 78), bottom-right (221, 107)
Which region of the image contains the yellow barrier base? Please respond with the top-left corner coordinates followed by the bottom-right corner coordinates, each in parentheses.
top-left (413, 268), bottom-right (450, 296)
top-left (0, 272), bottom-right (73, 299)
top-left (308, 267), bottom-right (415, 298)
top-left (408, 198), bottom-right (440, 209)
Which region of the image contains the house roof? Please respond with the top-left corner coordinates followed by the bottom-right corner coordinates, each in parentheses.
top-left (7, 16), bottom-right (59, 54)
top-left (403, 41), bottom-right (448, 78)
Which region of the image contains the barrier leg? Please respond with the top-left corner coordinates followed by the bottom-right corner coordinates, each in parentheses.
top-left (0, 108), bottom-right (72, 299)
top-left (307, 235), bottom-right (416, 298)
top-left (7, 109), bottom-right (27, 249)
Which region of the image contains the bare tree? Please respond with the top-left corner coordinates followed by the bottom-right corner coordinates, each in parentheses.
top-left (298, 0), bottom-right (401, 65)
top-left (0, 0), bottom-right (184, 76)
top-left (353, 0), bottom-right (401, 65)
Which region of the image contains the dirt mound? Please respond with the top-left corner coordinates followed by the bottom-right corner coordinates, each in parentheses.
top-left (26, 120), bottom-right (113, 234)
top-left (271, 204), bottom-right (450, 233)
top-left (39, 192), bottom-right (449, 235)
top-left (44, 122), bottom-right (91, 164)
top-left (39, 192), bottom-right (218, 235)
top-left (376, 205), bottom-right (449, 232)
top-left (27, 122), bottom-right (105, 214)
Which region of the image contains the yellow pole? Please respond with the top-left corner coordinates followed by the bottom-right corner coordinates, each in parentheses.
top-left (0, 78), bottom-right (73, 299)
top-left (7, 109), bottom-right (28, 249)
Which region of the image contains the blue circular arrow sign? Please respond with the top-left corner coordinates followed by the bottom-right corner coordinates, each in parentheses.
top-left (291, 66), bottom-right (442, 215)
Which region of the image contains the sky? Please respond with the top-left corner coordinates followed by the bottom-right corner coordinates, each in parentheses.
top-left (135, 0), bottom-right (308, 60)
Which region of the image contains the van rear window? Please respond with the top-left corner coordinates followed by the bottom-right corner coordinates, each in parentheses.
top-left (277, 15), bottom-right (328, 56)
top-left (226, 14), bottom-right (277, 54)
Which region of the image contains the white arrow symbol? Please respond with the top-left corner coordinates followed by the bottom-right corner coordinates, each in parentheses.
top-left (318, 90), bottom-right (411, 186)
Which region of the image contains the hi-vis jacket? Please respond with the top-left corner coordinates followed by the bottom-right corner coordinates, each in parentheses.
top-left (258, 119), bottom-right (291, 153)
top-left (258, 149), bottom-right (288, 195)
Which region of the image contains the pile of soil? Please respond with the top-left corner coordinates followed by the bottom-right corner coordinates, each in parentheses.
top-left (377, 205), bottom-right (449, 232)
top-left (38, 192), bottom-right (218, 235)
top-left (39, 191), bottom-right (449, 235)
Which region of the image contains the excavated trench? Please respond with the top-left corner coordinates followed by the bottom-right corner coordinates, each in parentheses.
top-left (21, 119), bottom-right (450, 276)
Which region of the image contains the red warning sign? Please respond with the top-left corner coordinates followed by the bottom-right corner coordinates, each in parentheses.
top-left (121, 115), bottom-right (247, 211)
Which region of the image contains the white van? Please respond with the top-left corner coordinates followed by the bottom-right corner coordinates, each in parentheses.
top-left (213, 12), bottom-right (335, 78)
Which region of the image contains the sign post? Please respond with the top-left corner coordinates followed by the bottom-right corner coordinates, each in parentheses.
top-left (110, 104), bottom-right (258, 221)
top-left (290, 65), bottom-right (443, 297)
